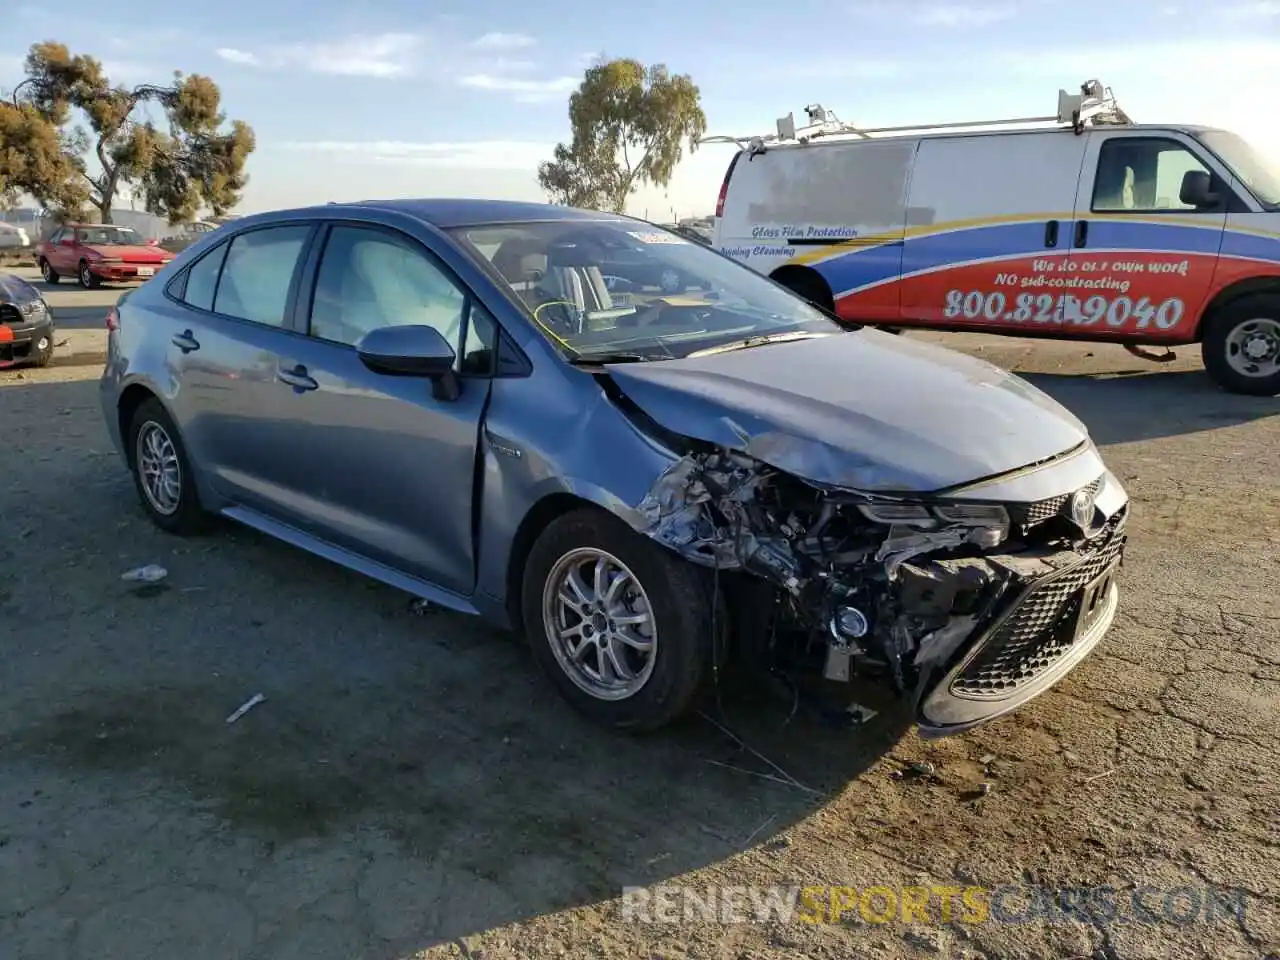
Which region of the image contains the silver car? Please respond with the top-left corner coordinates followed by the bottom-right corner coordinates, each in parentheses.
top-left (99, 200), bottom-right (1129, 737)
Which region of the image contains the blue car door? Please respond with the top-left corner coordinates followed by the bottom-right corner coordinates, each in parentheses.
top-left (163, 222), bottom-right (320, 509)
top-left (261, 221), bottom-right (497, 598)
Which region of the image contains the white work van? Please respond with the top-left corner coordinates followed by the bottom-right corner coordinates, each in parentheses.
top-left (705, 81), bottom-right (1280, 395)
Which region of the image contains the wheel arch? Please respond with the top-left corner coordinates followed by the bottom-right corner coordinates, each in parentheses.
top-left (503, 491), bottom-right (602, 634)
top-left (1196, 276), bottom-right (1280, 340)
top-left (769, 263), bottom-right (836, 311)
top-left (116, 382), bottom-right (164, 468)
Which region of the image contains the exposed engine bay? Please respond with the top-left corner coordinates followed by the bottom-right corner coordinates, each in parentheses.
top-left (634, 447), bottom-right (1127, 731)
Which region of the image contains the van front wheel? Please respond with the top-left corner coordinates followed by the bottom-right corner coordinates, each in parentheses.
top-left (1201, 295), bottom-right (1280, 396)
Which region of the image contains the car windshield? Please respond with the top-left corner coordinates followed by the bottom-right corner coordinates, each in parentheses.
top-left (448, 219), bottom-right (847, 361)
top-left (1195, 130), bottom-right (1280, 208)
top-left (76, 226), bottom-right (145, 245)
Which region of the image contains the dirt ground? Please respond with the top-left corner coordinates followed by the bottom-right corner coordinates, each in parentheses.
top-left (2, 267), bottom-right (1278, 960)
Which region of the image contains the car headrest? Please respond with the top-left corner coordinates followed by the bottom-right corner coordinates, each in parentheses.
top-left (492, 237), bottom-right (547, 284)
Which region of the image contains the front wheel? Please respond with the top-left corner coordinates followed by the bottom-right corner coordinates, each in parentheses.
top-left (39, 259), bottom-right (60, 284)
top-left (78, 261), bottom-right (99, 289)
top-left (1201, 295), bottom-right (1280, 396)
top-left (30, 333), bottom-right (53, 368)
top-left (521, 507), bottom-right (712, 732)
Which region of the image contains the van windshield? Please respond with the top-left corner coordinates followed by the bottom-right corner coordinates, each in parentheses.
top-left (1195, 130), bottom-right (1280, 208)
top-left (448, 219), bottom-right (847, 362)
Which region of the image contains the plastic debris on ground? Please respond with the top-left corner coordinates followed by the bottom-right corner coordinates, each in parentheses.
top-left (225, 693), bottom-right (266, 725)
top-left (121, 564), bottom-right (168, 583)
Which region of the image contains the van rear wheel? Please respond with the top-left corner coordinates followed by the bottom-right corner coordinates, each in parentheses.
top-left (1201, 295), bottom-right (1280, 396)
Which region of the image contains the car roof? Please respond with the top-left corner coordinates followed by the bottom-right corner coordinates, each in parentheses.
top-left (229, 199), bottom-right (638, 231)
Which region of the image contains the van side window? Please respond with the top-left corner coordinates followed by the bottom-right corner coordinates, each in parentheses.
top-left (1092, 138), bottom-right (1214, 213)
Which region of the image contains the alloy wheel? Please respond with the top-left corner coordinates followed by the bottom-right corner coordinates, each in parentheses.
top-left (135, 421), bottom-right (182, 516)
top-left (540, 547), bottom-right (658, 701)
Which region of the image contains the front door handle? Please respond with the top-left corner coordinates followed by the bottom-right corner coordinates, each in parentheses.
top-left (171, 330), bottom-right (200, 353)
top-left (1044, 219), bottom-right (1060, 248)
top-left (277, 364), bottom-right (318, 392)
top-left (1074, 220), bottom-right (1089, 248)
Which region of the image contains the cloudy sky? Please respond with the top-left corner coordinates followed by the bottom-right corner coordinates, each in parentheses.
top-left (3, 0), bottom-right (1279, 218)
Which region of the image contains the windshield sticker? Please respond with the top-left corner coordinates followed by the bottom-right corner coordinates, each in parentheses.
top-left (628, 231), bottom-right (688, 245)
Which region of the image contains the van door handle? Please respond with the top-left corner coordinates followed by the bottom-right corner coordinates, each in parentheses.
top-left (171, 330), bottom-right (200, 353)
top-left (1044, 220), bottom-right (1060, 248)
top-left (1074, 220), bottom-right (1089, 248)
top-left (277, 364), bottom-right (318, 392)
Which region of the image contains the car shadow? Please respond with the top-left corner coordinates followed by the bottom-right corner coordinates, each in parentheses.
top-left (0, 374), bottom-right (916, 955)
top-left (1021, 369), bottom-right (1279, 446)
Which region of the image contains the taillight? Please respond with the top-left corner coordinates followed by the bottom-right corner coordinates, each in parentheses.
top-left (715, 151), bottom-right (743, 219)
top-left (105, 307), bottom-right (119, 331)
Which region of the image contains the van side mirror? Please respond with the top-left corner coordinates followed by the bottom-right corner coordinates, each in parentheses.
top-left (1179, 170), bottom-right (1219, 209)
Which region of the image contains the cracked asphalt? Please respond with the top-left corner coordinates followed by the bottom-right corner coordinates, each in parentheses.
top-left (1, 268), bottom-right (1277, 959)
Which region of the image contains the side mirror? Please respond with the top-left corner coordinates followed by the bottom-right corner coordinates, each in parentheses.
top-left (146, 238), bottom-right (159, 246)
top-left (1179, 170), bottom-right (1219, 209)
top-left (60, 238), bottom-right (75, 246)
top-left (355, 325), bottom-right (461, 401)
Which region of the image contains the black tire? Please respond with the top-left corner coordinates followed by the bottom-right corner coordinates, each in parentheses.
top-left (39, 259), bottom-right (60, 284)
top-left (1201, 294), bottom-right (1280, 396)
top-left (521, 506), bottom-right (712, 732)
top-left (78, 260), bottom-right (99, 289)
top-left (126, 397), bottom-right (210, 535)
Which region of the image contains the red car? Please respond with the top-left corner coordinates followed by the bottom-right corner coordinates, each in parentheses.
top-left (36, 223), bottom-right (175, 289)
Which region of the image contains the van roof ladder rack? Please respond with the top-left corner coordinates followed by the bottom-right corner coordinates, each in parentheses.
top-left (698, 79), bottom-right (1131, 153)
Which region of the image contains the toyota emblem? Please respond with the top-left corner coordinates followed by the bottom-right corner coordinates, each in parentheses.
top-left (1069, 487), bottom-right (1096, 530)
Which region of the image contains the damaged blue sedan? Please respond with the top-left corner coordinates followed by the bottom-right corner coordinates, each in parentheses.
top-left (99, 200), bottom-right (1129, 737)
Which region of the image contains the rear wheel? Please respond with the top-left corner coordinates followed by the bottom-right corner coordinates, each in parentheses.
top-left (1201, 294), bottom-right (1280, 396)
top-left (127, 398), bottom-right (211, 535)
top-left (658, 267), bottom-right (684, 294)
top-left (39, 259), bottom-right (60, 284)
top-left (521, 507), bottom-right (712, 732)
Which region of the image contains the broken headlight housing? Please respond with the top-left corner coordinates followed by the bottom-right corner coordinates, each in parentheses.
top-left (856, 501), bottom-right (1010, 532)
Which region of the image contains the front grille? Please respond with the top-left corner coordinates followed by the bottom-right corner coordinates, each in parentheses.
top-left (1010, 476), bottom-right (1102, 529)
top-left (0, 303), bottom-right (20, 326)
top-left (950, 522), bottom-right (1124, 700)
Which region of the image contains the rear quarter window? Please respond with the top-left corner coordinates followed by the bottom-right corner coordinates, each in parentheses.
top-left (182, 242), bottom-right (230, 312)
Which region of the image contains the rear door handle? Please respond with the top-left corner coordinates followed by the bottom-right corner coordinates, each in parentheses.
top-left (277, 364), bottom-right (318, 392)
top-left (1074, 220), bottom-right (1089, 248)
top-left (171, 330), bottom-right (200, 353)
top-left (1044, 220), bottom-right (1060, 248)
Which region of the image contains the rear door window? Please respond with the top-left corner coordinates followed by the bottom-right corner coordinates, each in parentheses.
top-left (212, 226), bottom-right (311, 326)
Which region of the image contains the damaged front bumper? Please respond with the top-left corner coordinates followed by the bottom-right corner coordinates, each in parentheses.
top-left (633, 445), bottom-right (1129, 738)
top-left (911, 515), bottom-right (1125, 737)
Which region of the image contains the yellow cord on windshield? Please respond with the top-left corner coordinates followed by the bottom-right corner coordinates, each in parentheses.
top-left (531, 300), bottom-right (578, 350)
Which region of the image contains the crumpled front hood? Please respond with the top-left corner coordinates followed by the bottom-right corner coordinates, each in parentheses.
top-left (605, 329), bottom-right (1090, 493)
